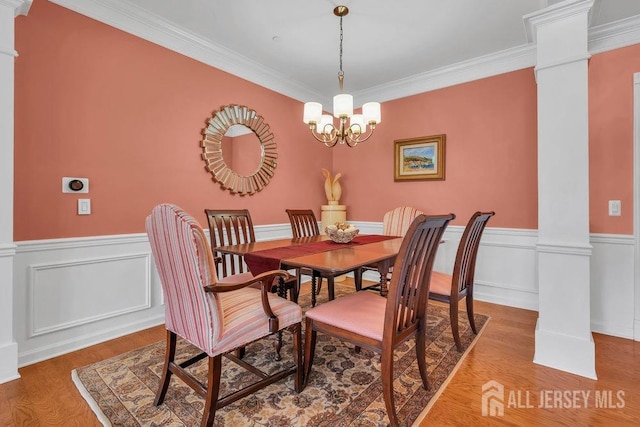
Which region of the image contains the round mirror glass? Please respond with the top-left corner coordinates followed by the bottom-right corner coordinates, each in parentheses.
top-left (201, 105), bottom-right (277, 195)
top-left (221, 125), bottom-right (263, 176)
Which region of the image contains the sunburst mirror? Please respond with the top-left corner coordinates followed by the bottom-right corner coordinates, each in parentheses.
top-left (201, 105), bottom-right (277, 195)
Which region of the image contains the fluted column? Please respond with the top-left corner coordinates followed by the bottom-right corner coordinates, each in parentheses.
top-left (0, 0), bottom-right (31, 383)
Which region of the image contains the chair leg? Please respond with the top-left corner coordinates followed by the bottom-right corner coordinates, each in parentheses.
top-left (466, 291), bottom-right (477, 334)
top-left (234, 347), bottom-right (246, 359)
top-left (416, 319), bottom-right (430, 391)
top-left (354, 268), bottom-right (363, 291)
top-left (316, 275), bottom-right (323, 295)
top-left (201, 355), bottom-right (222, 427)
top-left (450, 298), bottom-right (462, 352)
top-left (288, 278), bottom-right (298, 303)
top-left (380, 346), bottom-right (400, 427)
top-left (327, 276), bottom-right (335, 301)
top-left (303, 317), bottom-right (317, 387)
top-left (292, 323), bottom-right (303, 393)
top-left (154, 330), bottom-right (176, 406)
top-left (294, 268), bottom-right (302, 303)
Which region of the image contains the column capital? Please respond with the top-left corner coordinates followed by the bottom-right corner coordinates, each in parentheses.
top-left (0, 0), bottom-right (32, 17)
top-left (524, 0), bottom-right (594, 43)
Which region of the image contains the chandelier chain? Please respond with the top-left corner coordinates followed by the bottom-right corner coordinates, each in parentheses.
top-left (338, 14), bottom-right (344, 91)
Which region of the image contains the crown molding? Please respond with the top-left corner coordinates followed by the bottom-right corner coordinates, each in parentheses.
top-left (589, 13), bottom-right (640, 54)
top-left (354, 44), bottom-right (537, 105)
top-left (49, 0), bottom-right (640, 106)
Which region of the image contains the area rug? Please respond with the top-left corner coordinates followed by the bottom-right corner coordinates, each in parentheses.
top-left (72, 284), bottom-right (489, 426)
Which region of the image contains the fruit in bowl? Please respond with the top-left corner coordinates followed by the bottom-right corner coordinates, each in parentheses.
top-left (325, 222), bottom-right (359, 243)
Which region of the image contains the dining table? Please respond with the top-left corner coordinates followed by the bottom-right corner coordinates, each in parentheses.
top-left (214, 234), bottom-right (404, 307)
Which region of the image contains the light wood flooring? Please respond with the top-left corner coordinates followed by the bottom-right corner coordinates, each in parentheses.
top-left (1, 279), bottom-right (639, 426)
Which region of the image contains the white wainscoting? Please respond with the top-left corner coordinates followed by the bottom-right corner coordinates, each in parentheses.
top-left (13, 234), bottom-right (164, 367)
top-left (353, 221), bottom-right (636, 339)
top-left (13, 223), bottom-right (636, 366)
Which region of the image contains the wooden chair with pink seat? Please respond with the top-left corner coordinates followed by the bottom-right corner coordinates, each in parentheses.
top-left (285, 209), bottom-right (324, 301)
top-left (303, 213), bottom-right (454, 427)
top-left (205, 208), bottom-right (298, 301)
top-left (147, 204), bottom-right (303, 427)
top-left (429, 211), bottom-right (495, 352)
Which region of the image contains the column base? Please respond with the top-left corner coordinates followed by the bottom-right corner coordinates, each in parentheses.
top-left (0, 341), bottom-right (20, 384)
top-left (534, 319), bottom-right (597, 379)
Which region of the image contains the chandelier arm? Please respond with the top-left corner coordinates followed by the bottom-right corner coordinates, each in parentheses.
top-left (308, 125), bottom-right (340, 147)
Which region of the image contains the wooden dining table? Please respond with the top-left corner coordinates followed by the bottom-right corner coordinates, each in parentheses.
top-left (215, 234), bottom-right (404, 306)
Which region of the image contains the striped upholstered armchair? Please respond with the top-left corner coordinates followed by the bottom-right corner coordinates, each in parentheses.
top-left (146, 204), bottom-right (303, 427)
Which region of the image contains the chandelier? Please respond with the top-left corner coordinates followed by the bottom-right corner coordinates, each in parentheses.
top-left (302, 6), bottom-right (381, 148)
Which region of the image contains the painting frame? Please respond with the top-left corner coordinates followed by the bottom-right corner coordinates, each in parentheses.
top-left (394, 134), bottom-right (446, 181)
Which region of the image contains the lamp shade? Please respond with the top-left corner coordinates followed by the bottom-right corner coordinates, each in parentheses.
top-left (350, 114), bottom-right (366, 134)
top-left (362, 102), bottom-right (381, 124)
top-left (333, 94), bottom-right (353, 118)
top-left (303, 102), bottom-right (323, 124)
top-left (317, 114), bottom-right (334, 134)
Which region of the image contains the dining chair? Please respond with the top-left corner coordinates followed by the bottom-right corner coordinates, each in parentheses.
top-left (429, 211), bottom-right (495, 351)
top-left (205, 209), bottom-right (297, 301)
top-left (304, 213), bottom-right (454, 427)
top-left (285, 209), bottom-right (323, 300)
top-left (359, 206), bottom-right (425, 292)
top-left (147, 204), bottom-right (303, 427)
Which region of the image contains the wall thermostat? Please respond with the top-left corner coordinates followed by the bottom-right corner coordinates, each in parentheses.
top-left (62, 177), bottom-right (89, 193)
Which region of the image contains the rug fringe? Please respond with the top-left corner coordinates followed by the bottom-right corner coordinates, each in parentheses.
top-left (71, 369), bottom-right (113, 427)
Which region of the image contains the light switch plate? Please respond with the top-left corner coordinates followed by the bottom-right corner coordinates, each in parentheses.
top-left (608, 200), bottom-right (621, 216)
top-left (78, 199), bottom-right (91, 215)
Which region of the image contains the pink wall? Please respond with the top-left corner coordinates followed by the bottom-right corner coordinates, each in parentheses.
top-left (14, 1), bottom-right (332, 240)
top-left (13, 2), bottom-right (637, 240)
top-left (588, 44), bottom-right (640, 234)
top-left (336, 70), bottom-right (539, 229)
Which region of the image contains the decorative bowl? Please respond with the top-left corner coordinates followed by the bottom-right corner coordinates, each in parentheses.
top-left (325, 223), bottom-right (359, 243)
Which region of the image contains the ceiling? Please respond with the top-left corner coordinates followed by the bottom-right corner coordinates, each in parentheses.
top-left (51, 0), bottom-right (640, 107)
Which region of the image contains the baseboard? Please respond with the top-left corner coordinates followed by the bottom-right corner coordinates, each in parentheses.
top-left (18, 315), bottom-right (165, 367)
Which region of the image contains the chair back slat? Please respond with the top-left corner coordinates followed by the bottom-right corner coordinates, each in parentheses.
top-left (146, 204), bottom-right (222, 351)
top-left (204, 209), bottom-right (256, 278)
top-left (453, 211), bottom-right (495, 294)
top-left (286, 209), bottom-right (320, 238)
top-left (384, 214), bottom-right (454, 344)
top-left (382, 206), bottom-right (425, 237)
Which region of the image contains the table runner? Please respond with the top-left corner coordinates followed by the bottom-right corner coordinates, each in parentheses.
top-left (244, 235), bottom-right (397, 275)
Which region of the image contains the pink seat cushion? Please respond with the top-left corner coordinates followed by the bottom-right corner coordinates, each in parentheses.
top-left (430, 271), bottom-right (452, 296)
top-left (305, 291), bottom-right (386, 341)
top-left (213, 287), bottom-right (302, 356)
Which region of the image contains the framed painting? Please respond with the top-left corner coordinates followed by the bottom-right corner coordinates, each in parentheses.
top-left (394, 134), bottom-right (446, 181)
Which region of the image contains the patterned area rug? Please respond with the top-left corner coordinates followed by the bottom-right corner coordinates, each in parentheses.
top-left (72, 284), bottom-right (489, 426)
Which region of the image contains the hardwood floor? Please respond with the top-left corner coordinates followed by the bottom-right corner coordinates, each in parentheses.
top-left (1, 279), bottom-right (638, 426)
